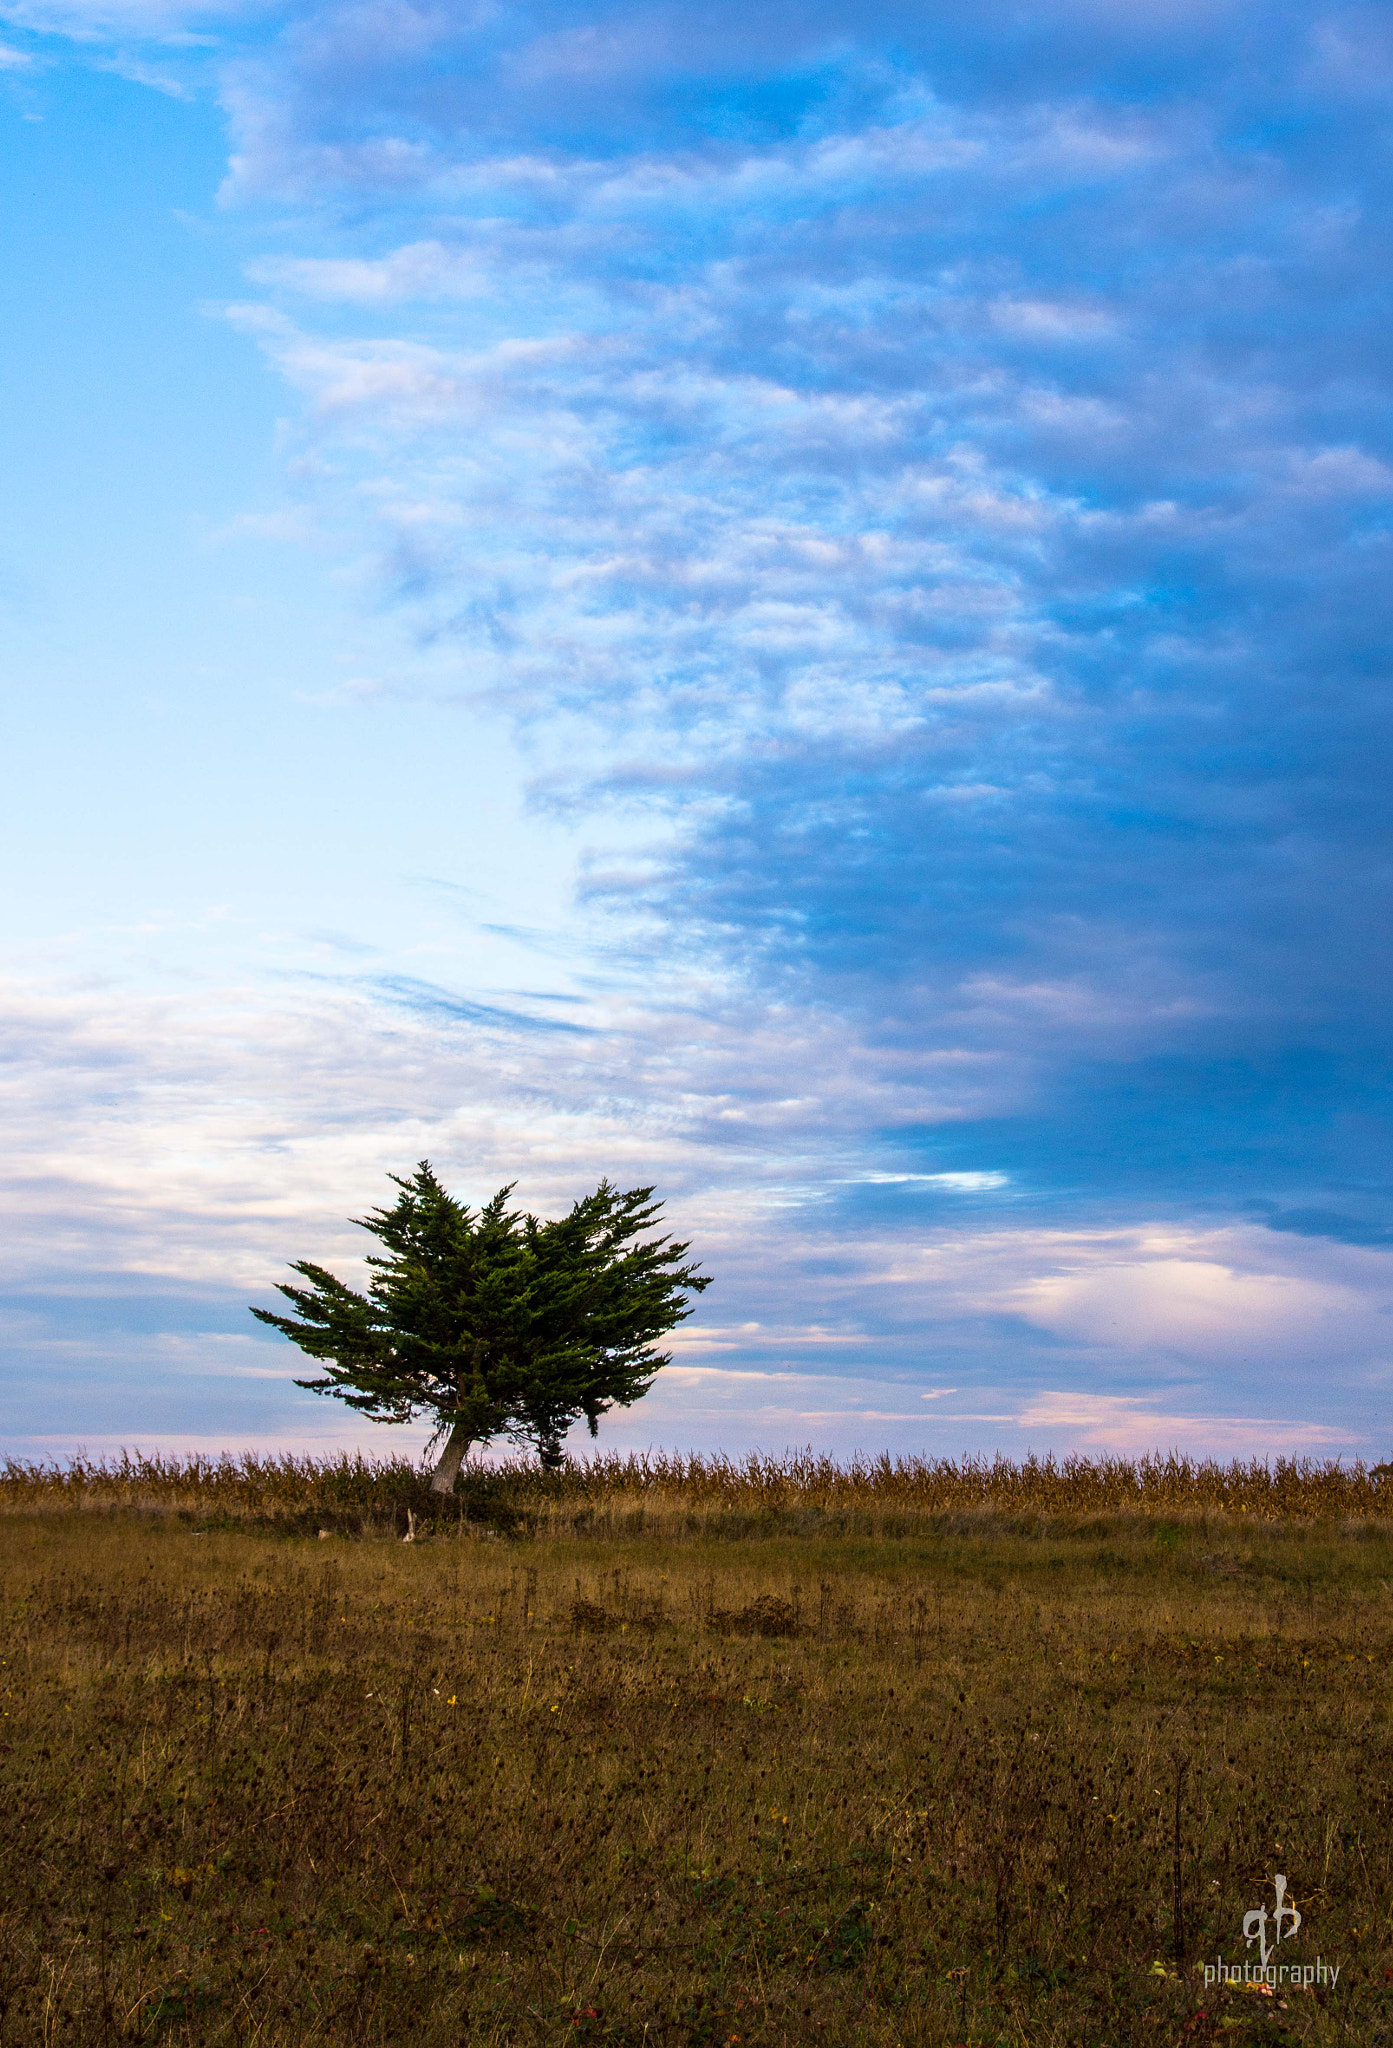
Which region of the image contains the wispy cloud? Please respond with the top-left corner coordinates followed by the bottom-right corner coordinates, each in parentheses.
top-left (3, 0), bottom-right (1391, 1455)
top-left (1007, 1393), bottom-right (1360, 1456)
top-left (4, 961), bottom-right (1391, 1452)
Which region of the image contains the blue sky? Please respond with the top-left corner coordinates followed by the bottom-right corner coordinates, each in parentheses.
top-left (3, 0), bottom-right (1392, 1463)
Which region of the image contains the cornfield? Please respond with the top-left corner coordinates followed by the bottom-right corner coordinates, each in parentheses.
top-left (2, 1447), bottom-right (1389, 1533)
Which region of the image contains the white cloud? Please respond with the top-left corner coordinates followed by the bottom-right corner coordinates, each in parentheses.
top-left (1283, 444), bottom-right (1393, 497)
top-left (0, 961), bottom-right (986, 1296)
top-left (854, 1171), bottom-right (1009, 1190)
top-left (0, 0), bottom-right (248, 37)
top-left (990, 296), bottom-right (1119, 342)
top-left (1009, 1392), bottom-right (1359, 1455)
top-left (1015, 1251), bottom-right (1362, 1359)
top-left (247, 242), bottom-right (493, 304)
top-left (94, 48), bottom-right (193, 92)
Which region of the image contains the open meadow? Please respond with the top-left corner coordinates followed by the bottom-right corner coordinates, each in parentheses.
top-left (2, 1453), bottom-right (1392, 2046)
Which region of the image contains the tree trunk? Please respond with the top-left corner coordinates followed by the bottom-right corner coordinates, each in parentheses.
top-left (430, 1419), bottom-right (474, 1495)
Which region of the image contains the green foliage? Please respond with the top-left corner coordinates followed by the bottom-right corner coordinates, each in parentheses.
top-left (249, 1163), bottom-right (711, 1474)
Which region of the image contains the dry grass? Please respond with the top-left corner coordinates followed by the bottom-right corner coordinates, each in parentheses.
top-left (5, 1447), bottom-right (1392, 1534)
top-left (2, 1457), bottom-right (1392, 2044)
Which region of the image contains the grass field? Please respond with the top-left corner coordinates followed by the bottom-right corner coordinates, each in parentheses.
top-left (2, 1454), bottom-right (1392, 2045)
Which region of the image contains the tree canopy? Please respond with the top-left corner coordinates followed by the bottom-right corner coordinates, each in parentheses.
top-left (250, 1162), bottom-right (711, 1490)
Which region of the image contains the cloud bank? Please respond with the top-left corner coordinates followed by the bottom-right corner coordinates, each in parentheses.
top-left (3, 0), bottom-right (1391, 1456)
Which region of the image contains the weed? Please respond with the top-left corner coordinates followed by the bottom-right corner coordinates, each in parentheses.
top-left (1, 1458), bottom-right (1389, 2042)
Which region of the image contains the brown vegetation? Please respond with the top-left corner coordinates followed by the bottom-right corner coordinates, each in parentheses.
top-left (1, 1454), bottom-right (1390, 2043)
top-left (5, 1446), bottom-right (1391, 1534)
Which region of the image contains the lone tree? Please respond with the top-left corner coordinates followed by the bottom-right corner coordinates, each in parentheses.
top-left (250, 1162), bottom-right (711, 1491)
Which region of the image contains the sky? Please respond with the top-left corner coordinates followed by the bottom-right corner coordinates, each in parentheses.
top-left (2, 0), bottom-right (1392, 1465)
